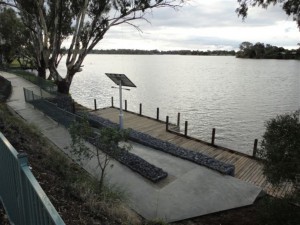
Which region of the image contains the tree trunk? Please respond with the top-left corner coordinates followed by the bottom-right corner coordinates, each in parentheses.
top-left (99, 170), bottom-right (105, 193)
top-left (37, 66), bottom-right (46, 79)
top-left (37, 55), bottom-right (46, 79)
top-left (56, 79), bottom-right (70, 94)
top-left (56, 68), bottom-right (76, 94)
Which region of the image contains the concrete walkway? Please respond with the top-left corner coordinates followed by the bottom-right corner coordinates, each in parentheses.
top-left (1, 71), bottom-right (263, 222)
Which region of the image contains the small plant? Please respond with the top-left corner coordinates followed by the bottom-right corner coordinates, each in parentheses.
top-left (257, 196), bottom-right (300, 225)
top-left (69, 116), bottom-right (131, 193)
top-left (146, 219), bottom-right (169, 225)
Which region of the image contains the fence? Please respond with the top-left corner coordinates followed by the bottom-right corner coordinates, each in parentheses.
top-left (97, 97), bottom-right (259, 157)
top-left (24, 88), bottom-right (78, 128)
top-left (12, 70), bottom-right (57, 93)
top-left (0, 132), bottom-right (65, 225)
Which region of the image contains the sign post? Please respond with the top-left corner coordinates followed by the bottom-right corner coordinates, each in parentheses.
top-left (105, 73), bottom-right (136, 129)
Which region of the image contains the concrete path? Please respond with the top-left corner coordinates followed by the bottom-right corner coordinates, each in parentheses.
top-left (1, 71), bottom-right (263, 222)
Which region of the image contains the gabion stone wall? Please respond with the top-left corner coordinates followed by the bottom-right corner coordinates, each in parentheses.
top-left (86, 113), bottom-right (235, 176)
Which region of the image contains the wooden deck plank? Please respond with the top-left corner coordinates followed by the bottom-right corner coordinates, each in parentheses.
top-left (92, 108), bottom-right (293, 198)
top-left (234, 156), bottom-right (249, 173)
top-left (244, 163), bottom-right (262, 182)
top-left (235, 158), bottom-right (255, 178)
top-left (240, 161), bottom-right (259, 180)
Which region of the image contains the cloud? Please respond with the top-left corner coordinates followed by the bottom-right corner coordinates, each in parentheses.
top-left (93, 0), bottom-right (300, 51)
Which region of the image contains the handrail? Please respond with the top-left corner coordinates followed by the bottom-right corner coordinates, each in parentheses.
top-left (0, 132), bottom-right (65, 225)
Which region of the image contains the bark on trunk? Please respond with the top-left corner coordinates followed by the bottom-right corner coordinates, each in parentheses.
top-left (37, 66), bottom-right (46, 79)
top-left (56, 79), bottom-right (70, 94)
top-left (56, 68), bottom-right (76, 94)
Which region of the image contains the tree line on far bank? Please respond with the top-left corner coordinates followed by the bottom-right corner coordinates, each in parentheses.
top-left (89, 49), bottom-right (236, 56)
top-left (236, 41), bottom-right (300, 59)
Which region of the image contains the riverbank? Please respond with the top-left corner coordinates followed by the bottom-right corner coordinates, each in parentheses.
top-left (1, 70), bottom-right (298, 225)
top-left (0, 101), bottom-right (264, 225)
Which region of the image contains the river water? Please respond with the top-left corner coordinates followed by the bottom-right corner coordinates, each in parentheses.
top-left (58, 55), bottom-right (300, 155)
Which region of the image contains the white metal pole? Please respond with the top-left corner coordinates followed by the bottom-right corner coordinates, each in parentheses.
top-left (119, 81), bottom-right (123, 129)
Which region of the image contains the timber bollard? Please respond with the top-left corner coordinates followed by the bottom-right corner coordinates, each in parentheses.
top-left (94, 99), bottom-right (97, 110)
top-left (184, 121), bottom-right (188, 136)
top-left (111, 97), bottom-right (114, 107)
top-left (253, 139), bottom-right (258, 157)
top-left (211, 128), bottom-right (216, 146)
top-left (125, 100), bottom-right (127, 111)
top-left (177, 113), bottom-right (181, 128)
top-left (166, 116), bottom-right (169, 131)
top-left (139, 103), bottom-right (142, 115)
top-left (156, 108), bottom-right (160, 120)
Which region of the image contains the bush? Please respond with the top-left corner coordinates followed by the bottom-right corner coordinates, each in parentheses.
top-left (259, 110), bottom-right (300, 186)
top-left (257, 197), bottom-right (300, 225)
top-left (0, 76), bottom-right (12, 102)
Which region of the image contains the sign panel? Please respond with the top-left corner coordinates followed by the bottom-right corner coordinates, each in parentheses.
top-left (105, 73), bottom-right (136, 88)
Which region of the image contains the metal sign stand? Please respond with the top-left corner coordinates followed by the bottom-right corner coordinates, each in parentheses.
top-left (105, 73), bottom-right (136, 129)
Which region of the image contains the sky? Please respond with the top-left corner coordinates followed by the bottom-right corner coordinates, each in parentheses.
top-left (95, 0), bottom-right (300, 51)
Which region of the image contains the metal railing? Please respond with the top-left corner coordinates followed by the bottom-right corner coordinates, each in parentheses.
top-left (24, 88), bottom-right (79, 128)
top-left (12, 70), bottom-right (58, 93)
top-left (0, 132), bottom-right (65, 225)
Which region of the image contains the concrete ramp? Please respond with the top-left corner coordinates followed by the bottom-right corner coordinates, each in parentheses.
top-left (156, 167), bottom-right (261, 222)
top-left (85, 142), bottom-right (262, 222)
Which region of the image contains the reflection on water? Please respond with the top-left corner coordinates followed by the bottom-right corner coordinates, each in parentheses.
top-left (58, 55), bottom-right (300, 155)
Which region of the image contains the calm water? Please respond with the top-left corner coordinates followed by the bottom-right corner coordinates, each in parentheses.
top-left (58, 55), bottom-right (300, 155)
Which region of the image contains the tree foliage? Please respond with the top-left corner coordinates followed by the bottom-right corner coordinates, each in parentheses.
top-left (0, 7), bottom-right (31, 66)
top-left (236, 0), bottom-right (300, 29)
top-left (69, 116), bottom-right (130, 192)
top-left (258, 110), bottom-right (300, 187)
top-left (236, 41), bottom-right (300, 59)
top-left (89, 48), bottom-right (236, 56)
top-left (1, 0), bottom-right (185, 93)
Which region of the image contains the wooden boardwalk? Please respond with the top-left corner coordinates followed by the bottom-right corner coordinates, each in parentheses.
top-left (90, 107), bottom-right (293, 198)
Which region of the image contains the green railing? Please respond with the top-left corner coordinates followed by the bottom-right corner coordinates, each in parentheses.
top-left (11, 69), bottom-right (57, 93)
top-left (0, 132), bottom-right (65, 225)
top-left (24, 88), bottom-right (78, 127)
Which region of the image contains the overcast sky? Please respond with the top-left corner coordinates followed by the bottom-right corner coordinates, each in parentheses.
top-left (95, 0), bottom-right (300, 51)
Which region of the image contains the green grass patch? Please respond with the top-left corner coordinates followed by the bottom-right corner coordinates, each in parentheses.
top-left (9, 69), bottom-right (57, 92)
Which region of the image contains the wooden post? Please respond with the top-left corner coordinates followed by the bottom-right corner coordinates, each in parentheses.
top-left (166, 116), bottom-right (169, 131)
top-left (184, 121), bottom-right (188, 136)
top-left (156, 108), bottom-right (159, 120)
top-left (111, 97), bottom-right (114, 107)
top-left (177, 113), bottom-right (181, 128)
top-left (211, 128), bottom-right (216, 146)
top-left (94, 99), bottom-right (97, 110)
top-left (139, 103), bottom-right (142, 115)
top-left (253, 139), bottom-right (258, 157)
top-left (125, 100), bottom-right (127, 111)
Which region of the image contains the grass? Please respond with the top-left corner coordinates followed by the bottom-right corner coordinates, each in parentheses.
top-left (8, 69), bottom-right (57, 92)
top-left (9, 59), bottom-right (35, 68)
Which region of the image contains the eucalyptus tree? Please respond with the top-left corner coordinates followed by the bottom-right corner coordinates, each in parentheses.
top-left (1, 0), bottom-right (184, 93)
top-left (236, 0), bottom-right (300, 29)
top-left (0, 7), bottom-right (28, 65)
